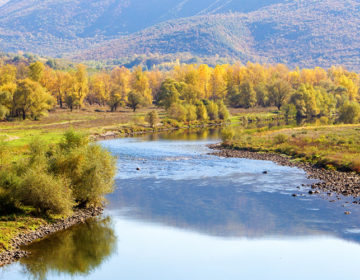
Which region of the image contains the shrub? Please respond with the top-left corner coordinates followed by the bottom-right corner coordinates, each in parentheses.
top-left (184, 104), bottom-right (197, 122)
top-left (0, 170), bottom-right (20, 214)
top-left (0, 130), bottom-right (116, 216)
top-left (18, 167), bottom-right (74, 215)
top-left (51, 142), bottom-right (116, 207)
top-left (196, 102), bottom-right (208, 121)
top-left (338, 102), bottom-right (360, 124)
top-left (60, 129), bottom-right (89, 151)
top-left (206, 101), bottom-right (219, 120)
top-left (168, 103), bottom-right (186, 122)
top-left (282, 104), bottom-right (297, 119)
top-left (221, 127), bottom-right (235, 142)
top-left (274, 134), bottom-right (288, 144)
top-left (218, 101), bottom-right (230, 121)
top-left (146, 110), bottom-right (159, 128)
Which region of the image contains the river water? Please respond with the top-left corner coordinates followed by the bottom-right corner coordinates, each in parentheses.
top-left (2, 128), bottom-right (360, 280)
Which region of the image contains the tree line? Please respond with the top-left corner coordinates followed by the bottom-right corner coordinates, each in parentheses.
top-left (1, 61), bottom-right (359, 123)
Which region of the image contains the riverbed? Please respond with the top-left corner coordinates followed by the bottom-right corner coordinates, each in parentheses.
top-left (2, 129), bottom-right (360, 280)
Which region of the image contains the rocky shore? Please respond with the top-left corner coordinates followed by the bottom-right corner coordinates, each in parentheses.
top-left (0, 207), bottom-right (103, 267)
top-left (209, 144), bottom-right (360, 201)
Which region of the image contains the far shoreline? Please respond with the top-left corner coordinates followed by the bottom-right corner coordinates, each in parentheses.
top-left (208, 143), bottom-right (360, 205)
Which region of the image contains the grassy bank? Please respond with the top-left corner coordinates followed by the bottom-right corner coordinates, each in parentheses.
top-left (0, 106), bottom-right (228, 255)
top-left (0, 127), bottom-right (117, 255)
top-left (1, 106), bottom-right (226, 148)
top-left (223, 124), bottom-right (360, 173)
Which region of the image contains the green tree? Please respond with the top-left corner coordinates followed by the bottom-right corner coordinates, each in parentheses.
top-left (268, 79), bottom-right (292, 110)
top-left (156, 79), bottom-right (183, 109)
top-left (127, 91), bottom-right (143, 112)
top-left (338, 102), bottom-right (360, 124)
top-left (290, 84), bottom-right (320, 117)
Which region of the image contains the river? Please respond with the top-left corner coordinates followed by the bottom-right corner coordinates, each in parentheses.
top-left (1, 128), bottom-right (360, 280)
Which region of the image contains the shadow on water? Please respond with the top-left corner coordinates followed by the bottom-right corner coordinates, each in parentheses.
top-left (19, 217), bottom-right (116, 280)
top-left (109, 177), bottom-right (360, 243)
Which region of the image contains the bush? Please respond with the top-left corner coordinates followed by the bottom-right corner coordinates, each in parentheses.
top-left (218, 101), bottom-right (230, 121)
top-left (196, 102), bottom-right (208, 121)
top-left (146, 110), bottom-right (159, 128)
top-left (206, 101), bottom-right (219, 120)
top-left (0, 130), bottom-right (116, 216)
top-left (18, 167), bottom-right (74, 215)
top-left (282, 104), bottom-right (297, 119)
top-left (338, 102), bottom-right (360, 124)
top-left (221, 127), bottom-right (235, 142)
top-left (51, 140), bottom-right (116, 207)
top-left (184, 104), bottom-right (197, 122)
top-left (0, 170), bottom-right (20, 215)
top-left (168, 103), bottom-right (186, 122)
top-left (60, 129), bottom-right (89, 151)
top-left (274, 134), bottom-right (289, 144)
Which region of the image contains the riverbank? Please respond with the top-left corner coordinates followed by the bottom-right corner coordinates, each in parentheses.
top-left (91, 121), bottom-right (225, 141)
top-left (209, 144), bottom-right (360, 204)
top-left (0, 207), bottom-right (103, 267)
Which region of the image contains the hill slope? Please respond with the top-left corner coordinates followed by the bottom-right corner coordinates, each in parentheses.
top-left (0, 0), bottom-right (359, 69)
top-left (77, 0), bottom-right (360, 69)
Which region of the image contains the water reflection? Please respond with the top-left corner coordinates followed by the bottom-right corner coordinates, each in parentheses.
top-left (110, 178), bottom-right (360, 243)
top-left (19, 217), bottom-right (116, 280)
top-left (2, 127), bottom-right (360, 280)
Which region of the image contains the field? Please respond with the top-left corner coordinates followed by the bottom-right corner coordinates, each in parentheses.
top-left (224, 124), bottom-right (360, 173)
top-left (0, 106), bottom-right (169, 149)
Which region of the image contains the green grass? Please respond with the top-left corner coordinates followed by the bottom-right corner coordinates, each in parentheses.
top-left (0, 210), bottom-right (48, 252)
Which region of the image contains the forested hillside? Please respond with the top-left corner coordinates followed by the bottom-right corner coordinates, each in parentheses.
top-left (1, 0), bottom-right (360, 69)
top-left (78, 0), bottom-right (360, 69)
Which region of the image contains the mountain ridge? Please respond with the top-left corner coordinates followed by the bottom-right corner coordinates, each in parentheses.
top-left (0, 0), bottom-right (360, 69)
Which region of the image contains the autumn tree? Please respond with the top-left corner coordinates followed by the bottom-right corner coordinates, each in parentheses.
top-left (29, 61), bottom-right (45, 82)
top-left (66, 65), bottom-right (88, 110)
top-left (338, 102), bottom-right (360, 123)
top-left (89, 72), bottom-right (111, 105)
top-left (108, 67), bottom-right (131, 111)
top-left (267, 79), bottom-right (292, 110)
top-left (209, 65), bottom-right (227, 100)
top-left (131, 66), bottom-right (152, 105)
top-left (156, 79), bottom-right (182, 109)
top-left (13, 79), bottom-right (55, 120)
top-left (127, 91), bottom-right (143, 112)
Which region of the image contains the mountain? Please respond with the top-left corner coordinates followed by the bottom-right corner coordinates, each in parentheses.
top-left (0, 0), bottom-right (283, 36)
top-left (76, 0), bottom-right (360, 69)
top-left (0, 0), bottom-right (360, 69)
